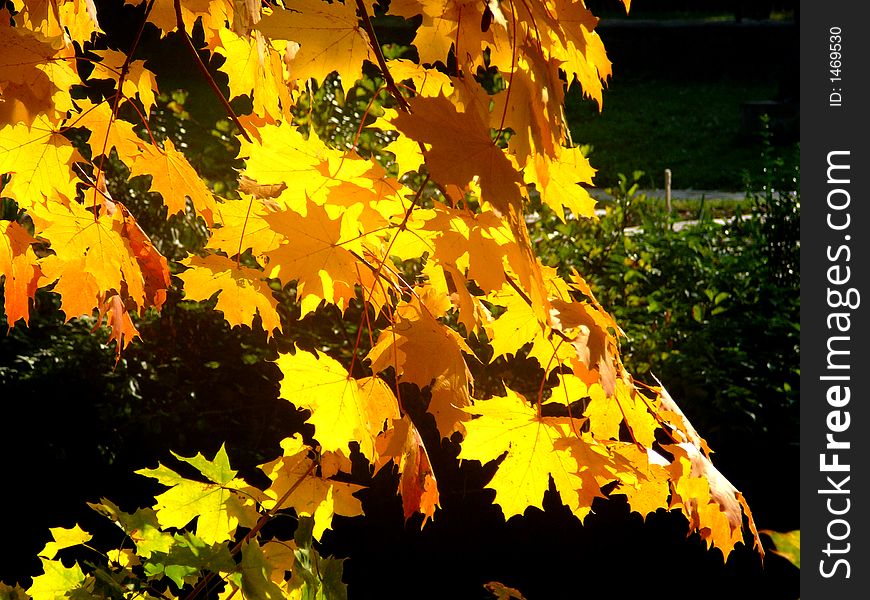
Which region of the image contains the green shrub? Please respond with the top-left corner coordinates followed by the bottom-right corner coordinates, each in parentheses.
top-left (529, 136), bottom-right (799, 448)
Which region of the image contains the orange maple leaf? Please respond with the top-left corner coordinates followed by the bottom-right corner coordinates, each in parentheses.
top-left (367, 298), bottom-right (474, 438)
top-left (0, 19), bottom-right (79, 126)
top-left (392, 94), bottom-right (524, 217)
top-left (32, 200), bottom-right (149, 320)
top-left (0, 221), bottom-right (42, 327)
top-left (377, 415), bottom-right (440, 526)
top-left (263, 200), bottom-right (368, 315)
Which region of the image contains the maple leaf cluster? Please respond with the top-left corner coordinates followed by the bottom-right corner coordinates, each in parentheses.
top-left (0, 1), bottom-right (764, 593)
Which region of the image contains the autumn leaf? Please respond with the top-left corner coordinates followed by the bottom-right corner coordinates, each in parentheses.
top-left (90, 48), bottom-right (158, 111)
top-left (27, 559), bottom-right (87, 600)
top-left (665, 442), bottom-right (747, 560)
top-left (367, 298), bottom-right (474, 437)
top-left (214, 28), bottom-right (291, 119)
top-left (88, 498), bottom-right (174, 558)
top-left (389, 0), bottom-right (491, 68)
top-left (392, 94), bottom-right (524, 217)
top-left (0, 19), bottom-right (79, 126)
top-left (609, 444), bottom-right (671, 520)
top-left (95, 293), bottom-right (140, 353)
top-left (38, 524), bottom-right (93, 560)
top-left (72, 99), bottom-right (145, 161)
top-left (128, 0), bottom-right (214, 35)
top-left (276, 350), bottom-right (398, 461)
top-left (238, 122), bottom-right (371, 210)
top-left (376, 415), bottom-right (440, 525)
top-left (458, 388), bottom-right (611, 520)
top-left (32, 199), bottom-right (150, 320)
top-left (259, 435), bottom-right (364, 540)
top-left (526, 146), bottom-right (598, 220)
top-left (255, 0), bottom-right (375, 85)
top-left (263, 199), bottom-right (370, 315)
top-left (179, 253), bottom-right (282, 335)
top-left (128, 138), bottom-right (218, 222)
top-left (237, 540), bottom-right (285, 600)
top-left (485, 581), bottom-right (528, 600)
top-left (761, 529), bottom-right (799, 569)
top-left (0, 220), bottom-right (41, 327)
top-left (0, 115), bottom-right (81, 206)
top-left (136, 444), bottom-right (259, 545)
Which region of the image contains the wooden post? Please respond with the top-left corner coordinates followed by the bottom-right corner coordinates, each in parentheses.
top-left (664, 168), bottom-right (672, 214)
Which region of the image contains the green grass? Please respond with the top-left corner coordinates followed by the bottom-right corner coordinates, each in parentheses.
top-left (564, 77), bottom-right (780, 191)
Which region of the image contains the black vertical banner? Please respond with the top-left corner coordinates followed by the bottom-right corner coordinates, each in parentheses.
top-left (801, 1), bottom-right (870, 597)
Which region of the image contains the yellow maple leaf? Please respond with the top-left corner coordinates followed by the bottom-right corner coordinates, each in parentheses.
top-left (666, 442), bottom-right (749, 560)
top-left (256, 0), bottom-right (375, 85)
top-left (27, 558), bottom-right (87, 600)
top-left (548, 0), bottom-right (611, 107)
top-left (423, 261), bottom-right (491, 335)
top-left (527, 146), bottom-right (598, 220)
top-left (32, 200), bottom-right (148, 319)
top-left (386, 58), bottom-right (451, 97)
top-left (90, 48), bottom-right (158, 111)
top-left (126, 0), bottom-right (213, 34)
top-left (0, 116), bottom-right (80, 206)
top-left (491, 44), bottom-right (565, 164)
top-left (259, 435), bottom-right (364, 540)
top-left (263, 200), bottom-right (368, 315)
top-left (215, 28), bottom-right (290, 119)
top-left (136, 444), bottom-right (258, 545)
top-left (128, 138), bottom-right (218, 223)
top-left (458, 388), bottom-right (610, 520)
top-left (582, 381), bottom-right (621, 440)
top-left (276, 350), bottom-right (398, 461)
top-left (178, 253), bottom-right (282, 335)
top-left (207, 195), bottom-right (283, 259)
top-left (71, 99), bottom-right (145, 160)
top-left (389, 0), bottom-right (491, 68)
top-left (57, 0), bottom-right (103, 44)
top-left (610, 443), bottom-right (671, 520)
top-left (238, 122), bottom-right (366, 210)
top-left (0, 19), bottom-right (79, 126)
top-left (483, 283), bottom-right (574, 369)
top-left (38, 524), bottom-right (93, 560)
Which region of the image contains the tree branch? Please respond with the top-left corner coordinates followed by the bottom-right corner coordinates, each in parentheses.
top-left (173, 0), bottom-right (252, 143)
top-left (354, 0), bottom-right (411, 112)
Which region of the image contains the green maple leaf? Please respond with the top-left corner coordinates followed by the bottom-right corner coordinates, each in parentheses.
top-left (89, 498), bottom-right (173, 559)
top-left (142, 532), bottom-right (235, 589)
top-left (238, 540), bottom-right (285, 600)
